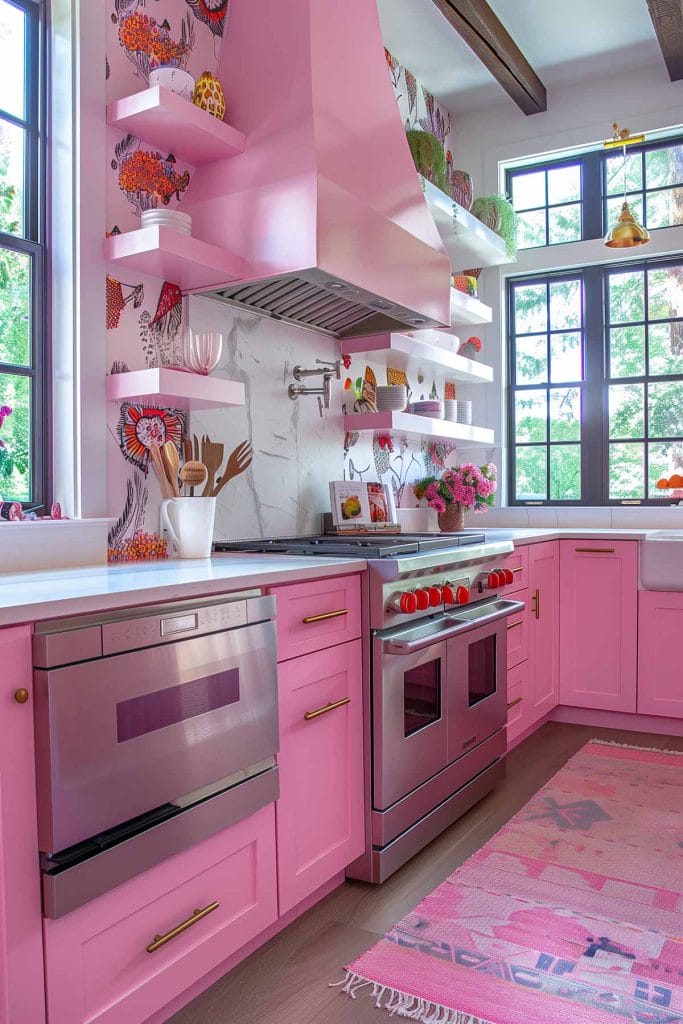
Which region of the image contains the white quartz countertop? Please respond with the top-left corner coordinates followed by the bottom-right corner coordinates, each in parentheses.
top-left (482, 527), bottom-right (655, 544)
top-left (0, 554), bottom-right (367, 627)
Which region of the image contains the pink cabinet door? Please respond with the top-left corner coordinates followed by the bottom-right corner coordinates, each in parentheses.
top-left (638, 591), bottom-right (683, 718)
top-left (506, 589), bottom-right (528, 669)
top-left (276, 639), bottom-right (364, 914)
top-left (0, 627), bottom-right (46, 1024)
top-left (560, 541), bottom-right (638, 713)
top-left (506, 661), bottom-right (529, 748)
top-left (268, 574), bottom-right (362, 662)
top-left (44, 805), bottom-right (277, 1024)
top-left (527, 541), bottom-right (560, 725)
top-left (499, 547), bottom-right (529, 595)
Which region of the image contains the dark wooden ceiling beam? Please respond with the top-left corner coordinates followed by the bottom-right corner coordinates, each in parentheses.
top-left (430, 0), bottom-right (547, 115)
top-left (646, 0), bottom-right (683, 81)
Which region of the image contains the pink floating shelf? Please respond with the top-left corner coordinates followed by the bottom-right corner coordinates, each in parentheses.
top-left (107, 86), bottom-right (246, 165)
top-left (342, 411), bottom-right (494, 446)
top-left (106, 368), bottom-right (245, 411)
top-left (105, 227), bottom-right (244, 293)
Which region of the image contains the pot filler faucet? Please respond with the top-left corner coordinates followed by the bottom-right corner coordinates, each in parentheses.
top-left (287, 359), bottom-right (341, 416)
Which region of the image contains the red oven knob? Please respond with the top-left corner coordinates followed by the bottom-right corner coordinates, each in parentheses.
top-left (414, 589), bottom-right (431, 611)
top-left (502, 568), bottom-right (514, 586)
top-left (427, 586), bottom-right (442, 607)
top-left (487, 571), bottom-right (501, 590)
top-left (442, 585), bottom-right (455, 605)
top-left (455, 585), bottom-right (470, 605)
top-left (397, 591), bottom-right (418, 614)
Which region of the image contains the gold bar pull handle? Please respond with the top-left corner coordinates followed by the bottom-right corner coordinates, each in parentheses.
top-left (507, 696), bottom-right (523, 710)
top-left (506, 619), bottom-right (524, 630)
top-left (575, 547), bottom-right (615, 554)
top-left (302, 609), bottom-right (348, 624)
top-left (304, 696), bottom-right (351, 721)
top-left (510, 566), bottom-right (524, 573)
top-left (531, 588), bottom-right (540, 620)
top-left (146, 901), bottom-right (219, 954)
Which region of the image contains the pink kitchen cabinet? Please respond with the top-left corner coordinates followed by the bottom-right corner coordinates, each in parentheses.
top-left (527, 541), bottom-right (560, 725)
top-left (268, 574), bottom-right (362, 662)
top-left (506, 661), bottom-right (530, 746)
top-left (560, 541), bottom-right (638, 713)
top-left (638, 590), bottom-right (683, 719)
top-left (276, 639), bottom-right (364, 914)
top-left (506, 589), bottom-right (528, 669)
top-left (0, 627), bottom-right (46, 1024)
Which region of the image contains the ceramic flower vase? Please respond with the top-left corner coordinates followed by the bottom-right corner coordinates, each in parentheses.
top-left (438, 504), bottom-right (466, 532)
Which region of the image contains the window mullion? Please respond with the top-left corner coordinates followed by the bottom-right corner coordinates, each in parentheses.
top-left (580, 266), bottom-right (605, 504)
top-left (582, 151), bottom-right (603, 239)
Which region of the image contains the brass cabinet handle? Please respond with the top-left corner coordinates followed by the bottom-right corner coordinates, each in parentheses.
top-left (304, 696), bottom-right (351, 721)
top-left (14, 688), bottom-right (29, 704)
top-left (575, 547), bottom-right (615, 554)
top-left (507, 696), bottom-right (523, 710)
top-left (531, 588), bottom-right (540, 620)
top-left (510, 566), bottom-right (524, 573)
top-left (302, 609), bottom-right (348, 624)
top-left (146, 901), bottom-right (219, 953)
top-left (506, 619), bottom-right (524, 630)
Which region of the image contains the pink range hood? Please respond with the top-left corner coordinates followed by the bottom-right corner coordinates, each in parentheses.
top-left (183, 0), bottom-right (452, 338)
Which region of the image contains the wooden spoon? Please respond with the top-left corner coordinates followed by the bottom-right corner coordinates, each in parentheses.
top-left (149, 445), bottom-right (173, 499)
top-left (162, 441), bottom-right (180, 498)
top-left (211, 441), bottom-right (253, 498)
top-left (180, 461), bottom-right (208, 492)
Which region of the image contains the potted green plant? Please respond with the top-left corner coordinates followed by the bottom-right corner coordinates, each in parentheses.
top-left (406, 130), bottom-right (448, 194)
top-left (471, 193), bottom-right (518, 259)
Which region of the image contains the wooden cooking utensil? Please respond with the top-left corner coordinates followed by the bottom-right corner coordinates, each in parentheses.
top-left (201, 436), bottom-right (225, 496)
top-left (162, 441), bottom-right (180, 498)
top-left (211, 440), bottom-right (253, 498)
top-left (150, 445), bottom-right (173, 499)
top-left (180, 461), bottom-right (208, 492)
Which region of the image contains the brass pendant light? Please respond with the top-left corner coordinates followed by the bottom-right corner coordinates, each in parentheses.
top-left (603, 123), bottom-right (650, 249)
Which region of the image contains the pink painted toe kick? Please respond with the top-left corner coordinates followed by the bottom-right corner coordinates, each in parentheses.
top-left (551, 705), bottom-right (683, 738)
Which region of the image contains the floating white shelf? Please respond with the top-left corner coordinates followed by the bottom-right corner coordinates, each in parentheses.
top-left (421, 177), bottom-right (513, 272)
top-left (107, 86), bottom-right (246, 165)
top-left (106, 368), bottom-right (245, 410)
top-left (342, 411), bottom-right (494, 446)
top-left (342, 332), bottom-right (493, 383)
top-left (105, 227), bottom-right (244, 294)
top-left (449, 288), bottom-right (493, 327)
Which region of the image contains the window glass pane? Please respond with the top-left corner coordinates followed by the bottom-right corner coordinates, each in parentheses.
top-left (648, 442), bottom-right (681, 497)
top-left (550, 332), bottom-right (582, 382)
top-left (515, 390), bottom-right (547, 442)
top-left (547, 165), bottom-right (580, 205)
top-left (605, 152), bottom-right (642, 195)
top-left (648, 381), bottom-right (683, 437)
top-left (645, 188), bottom-right (683, 229)
top-left (609, 325), bottom-right (645, 378)
top-left (0, 371), bottom-right (30, 502)
top-left (0, 119), bottom-right (25, 237)
top-left (515, 446), bottom-right (547, 500)
top-left (0, 1), bottom-right (25, 120)
top-left (550, 445), bottom-right (581, 501)
top-left (605, 195), bottom-right (644, 235)
top-left (514, 283), bottom-right (547, 333)
top-left (549, 388), bottom-right (581, 441)
top-left (515, 334), bottom-right (547, 384)
top-left (609, 442), bottom-right (644, 500)
top-left (0, 245), bottom-right (30, 366)
top-left (548, 204), bottom-right (581, 244)
top-left (648, 322), bottom-right (683, 376)
top-left (517, 209), bottom-right (546, 249)
top-left (609, 270), bottom-right (645, 324)
top-left (549, 279), bottom-right (581, 330)
top-left (609, 383), bottom-right (644, 438)
top-left (511, 170), bottom-right (545, 210)
top-left (645, 145), bottom-right (683, 188)
top-left (647, 265), bottom-right (683, 321)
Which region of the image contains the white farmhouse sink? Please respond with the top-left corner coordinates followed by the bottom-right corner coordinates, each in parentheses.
top-left (641, 531), bottom-right (683, 591)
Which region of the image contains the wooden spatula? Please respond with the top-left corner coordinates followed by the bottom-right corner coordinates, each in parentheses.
top-left (211, 441), bottom-right (253, 498)
top-left (162, 441), bottom-right (180, 498)
top-left (201, 437), bottom-right (225, 496)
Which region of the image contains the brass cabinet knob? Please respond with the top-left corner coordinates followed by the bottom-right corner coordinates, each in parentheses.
top-left (14, 688), bottom-right (29, 704)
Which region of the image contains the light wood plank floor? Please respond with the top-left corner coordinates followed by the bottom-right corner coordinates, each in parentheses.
top-left (169, 722), bottom-right (683, 1024)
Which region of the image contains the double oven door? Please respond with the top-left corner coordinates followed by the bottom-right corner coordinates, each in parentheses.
top-left (373, 613), bottom-right (507, 811)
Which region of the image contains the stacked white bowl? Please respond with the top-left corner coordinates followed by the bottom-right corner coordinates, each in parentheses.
top-left (444, 399), bottom-right (458, 422)
top-left (456, 400), bottom-right (473, 425)
top-left (141, 208), bottom-right (192, 236)
top-left (375, 385), bottom-right (408, 412)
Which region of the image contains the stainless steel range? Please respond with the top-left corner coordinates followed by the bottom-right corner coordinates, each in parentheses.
top-left (215, 532), bottom-right (523, 882)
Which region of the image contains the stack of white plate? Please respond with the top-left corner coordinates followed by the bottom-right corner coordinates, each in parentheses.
top-left (375, 385), bottom-right (408, 412)
top-left (141, 208), bottom-right (192, 236)
top-left (444, 399), bottom-right (458, 422)
top-left (456, 400), bottom-right (473, 425)
top-left (412, 400), bottom-right (444, 419)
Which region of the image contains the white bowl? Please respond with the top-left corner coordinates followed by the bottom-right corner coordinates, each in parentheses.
top-left (149, 67), bottom-right (196, 101)
top-left (142, 209), bottom-right (192, 225)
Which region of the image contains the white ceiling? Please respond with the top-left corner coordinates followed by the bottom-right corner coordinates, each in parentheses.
top-left (377, 0), bottom-right (663, 114)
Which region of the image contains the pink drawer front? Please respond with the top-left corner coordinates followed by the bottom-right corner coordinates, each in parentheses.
top-left (506, 662), bottom-right (529, 748)
top-left (506, 589), bottom-right (528, 670)
top-left (268, 575), bottom-right (362, 662)
top-left (43, 805), bottom-right (277, 1024)
top-left (499, 547), bottom-right (528, 595)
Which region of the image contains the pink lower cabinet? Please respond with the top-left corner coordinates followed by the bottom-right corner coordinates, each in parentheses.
top-left (0, 627), bottom-right (46, 1024)
top-left (276, 639), bottom-right (364, 914)
top-left (43, 805), bottom-right (277, 1024)
top-left (560, 541), bottom-right (638, 713)
top-left (638, 590), bottom-right (683, 718)
top-left (527, 541), bottom-right (560, 725)
top-left (506, 662), bottom-right (529, 746)
top-left (506, 590), bottom-right (528, 669)
top-left (267, 574), bottom-right (362, 662)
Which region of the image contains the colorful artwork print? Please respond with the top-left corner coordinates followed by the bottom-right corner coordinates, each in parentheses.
top-left (338, 741), bottom-right (683, 1024)
top-left (117, 10), bottom-right (195, 82)
top-left (113, 135), bottom-right (190, 213)
top-left (185, 0), bottom-right (228, 38)
top-left (106, 276), bottom-right (144, 330)
top-left (139, 281), bottom-right (183, 367)
top-left (117, 402), bottom-right (185, 474)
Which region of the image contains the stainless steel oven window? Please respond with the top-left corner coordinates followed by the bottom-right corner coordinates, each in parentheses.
top-left (403, 657), bottom-right (442, 736)
top-left (116, 667), bottom-right (241, 742)
top-left (467, 634), bottom-right (498, 707)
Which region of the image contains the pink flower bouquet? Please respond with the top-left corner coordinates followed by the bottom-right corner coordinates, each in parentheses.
top-left (414, 462), bottom-right (497, 515)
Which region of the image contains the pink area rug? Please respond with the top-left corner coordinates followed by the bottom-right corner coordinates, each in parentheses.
top-left (337, 740), bottom-right (683, 1024)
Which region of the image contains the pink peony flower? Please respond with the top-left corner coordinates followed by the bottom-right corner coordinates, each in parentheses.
top-left (430, 496), bottom-right (446, 514)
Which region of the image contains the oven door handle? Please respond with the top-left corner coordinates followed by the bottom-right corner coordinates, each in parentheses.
top-left (382, 600), bottom-right (525, 654)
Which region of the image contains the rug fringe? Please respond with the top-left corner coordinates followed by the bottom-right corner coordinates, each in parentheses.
top-left (331, 970), bottom-right (496, 1024)
top-left (590, 738), bottom-right (683, 755)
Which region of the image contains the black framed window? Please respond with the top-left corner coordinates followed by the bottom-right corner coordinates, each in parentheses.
top-left (0, 0), bottom-right (48, 509)
top-left (508, 257), bottom-right (683, 506)
top-left (508, 160), bottom-right (583, 250)
top-left (603, 139), bottom-right (683, 233)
